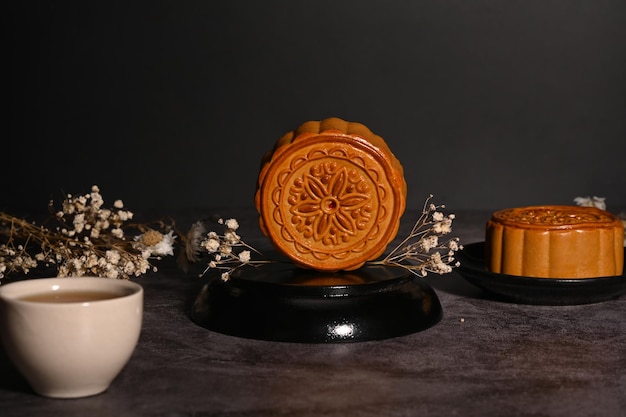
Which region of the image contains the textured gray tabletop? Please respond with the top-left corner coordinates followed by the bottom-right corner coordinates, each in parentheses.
top-left (1, 209), bottom-right (624, 417)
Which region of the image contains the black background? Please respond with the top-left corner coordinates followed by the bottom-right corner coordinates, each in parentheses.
top-left (6, 1), bottom-right (626, 213)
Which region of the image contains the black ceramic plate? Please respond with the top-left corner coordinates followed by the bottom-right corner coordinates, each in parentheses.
top-left (457, 242), bottom-right (626, 305)
top-left (191, 264), bottom-right (442, 343)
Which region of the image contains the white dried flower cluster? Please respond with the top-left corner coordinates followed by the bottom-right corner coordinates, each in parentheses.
top-left (194, 218), bottom-right (265, 281)
top-left (187, 195), bottom-right (461, 282)
top-left (0, 185), bottom-right (176, 281)
top-left (574, 196), bottom-right (626, 247)
top-left (574, 196), bottom-right (606, 211)
top-left (55, 185), bottom-right (134, 241)
top-left (133, 230), bottom-right (176, 258)
top-left (371, 194), bottom-right (462, 276)
top-left (0, 244), bottom-right (38, 277)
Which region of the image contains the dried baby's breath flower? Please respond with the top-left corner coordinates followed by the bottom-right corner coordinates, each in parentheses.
top-left (574, 196), bottom-right (606, 211)
top-left (190, 218), bottom-right (268, 281)
top-left (369, 194), bottom-right (462, 276)
top-left (184, 195), bottom-right (461, 281)
top-left (0, 185), bottom-right (177, 281)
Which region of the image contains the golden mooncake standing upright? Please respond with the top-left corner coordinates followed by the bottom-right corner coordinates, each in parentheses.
top-left (486, 205), bottom-right (624, 278)
top-left (255, 117), bottom-right (407, 271)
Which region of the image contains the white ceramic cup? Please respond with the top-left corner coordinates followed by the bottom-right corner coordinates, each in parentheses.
top-left (0, 277), bottom-right (143, 398)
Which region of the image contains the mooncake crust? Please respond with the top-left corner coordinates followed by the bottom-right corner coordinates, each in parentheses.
top-left (255, 117), bottom-right (407, 271)
top-left (486, 205), bottom-right (624, 278)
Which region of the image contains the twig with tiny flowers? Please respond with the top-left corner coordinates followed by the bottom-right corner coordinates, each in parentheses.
top-left (369, 195), bottom-right (462, 276)
top-left (185, 195), bottom-right (462, 281)
top-left (184, 218), bottom-right (271, 281)
top-left (0, 185), bottom-right (177, 281)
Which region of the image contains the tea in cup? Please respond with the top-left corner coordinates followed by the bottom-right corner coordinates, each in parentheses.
top-left (0, 277), bottom-right (143, 398)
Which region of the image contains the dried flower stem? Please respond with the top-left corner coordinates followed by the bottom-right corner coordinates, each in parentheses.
top-left (187, 195), bottom-right (461, 281)
top-left (188, 218), bottom-right (271, 281)
top-left (1, 185), bottom-right (176, 280)
top-left (369, 194), bottom-right (462, 276)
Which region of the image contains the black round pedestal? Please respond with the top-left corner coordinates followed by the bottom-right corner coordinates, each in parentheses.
top-left (190, 264), bottom-right (442, 343)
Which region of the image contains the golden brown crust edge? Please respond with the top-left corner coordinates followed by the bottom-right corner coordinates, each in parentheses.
top-left (486, 205), bottom-right (624, 278)
top-left (255, 117), bottom-right (407, 271)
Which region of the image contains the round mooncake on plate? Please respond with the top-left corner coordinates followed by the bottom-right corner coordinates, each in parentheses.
top-left (486, 205), bottom-right (624, 278)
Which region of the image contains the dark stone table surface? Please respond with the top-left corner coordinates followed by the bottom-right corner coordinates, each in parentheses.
top-left (1, 208), bottom-right (624, 417)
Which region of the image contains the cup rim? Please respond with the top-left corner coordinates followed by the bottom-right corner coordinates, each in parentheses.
top-left (0, 277), bottom-right (143, 305)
